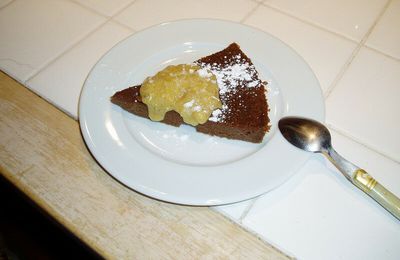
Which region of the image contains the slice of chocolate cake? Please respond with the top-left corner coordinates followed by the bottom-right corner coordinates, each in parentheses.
top-left (111, 43), bottom-right (270, 143)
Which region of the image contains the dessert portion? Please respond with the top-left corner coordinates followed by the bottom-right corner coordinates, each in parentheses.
top-left (111, 43), bottom-right (270, 143)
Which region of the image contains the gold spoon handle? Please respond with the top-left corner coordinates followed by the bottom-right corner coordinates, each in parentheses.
top-left (352, 169), bottom-right (400, 220)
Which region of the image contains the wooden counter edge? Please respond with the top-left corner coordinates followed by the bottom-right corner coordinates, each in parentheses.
top-left (0, 71), bottom-right (291, 259)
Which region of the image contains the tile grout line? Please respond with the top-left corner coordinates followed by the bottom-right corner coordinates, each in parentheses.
top-left (24, 0), bottom-right (140, 84)
top-left (24, 19), bottom-right (109, 84)
top-left (111, 0), bottom-right (138, 18)
top-left (322, 44), bottom-right (362, 99)
top-left (69, 0), bottom-right (136, 18)
top-left (324, 0), bottom-right (392, 99)
top-left (259, 2), bottom-right (359, 44)
top-left (238, 197), bottom-right (259, 223)
top-left (258, 1), bottom-right (399, 76)
top-left (108, 0), bottom-right (139, 31)
top-left (327, 123), bottom-right (400, 165)
top-left (68, 0), bottom-right (109, 17)
top-left (240, 0), bottom-right (264, 23)
top-left (364, 44), bottom-right (400, 62)
top-left (110, 19), bottom-right (137, 32)
top-left (22, 0), bottom-right (119, 83)
top-left (233, 218), bottom-right (296, 259)
top-left (25, 0), bottom-right (139, 83)
top-left (259, 0), bottom-right (399, 66)
top-left (211, 207), bottom-right (295, 259)
top-left (69, 0), bottom-right (137, 31)
top-left (0, 0), bottom-right (14, 10)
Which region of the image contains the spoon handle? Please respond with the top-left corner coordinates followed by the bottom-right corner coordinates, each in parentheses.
top-left (352, 169), bottom-right (400, 220)
top-left (324, 148), bottom-right (400, 220)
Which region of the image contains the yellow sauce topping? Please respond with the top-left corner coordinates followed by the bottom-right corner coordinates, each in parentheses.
top-left (140, 64), bottom-right (222, 126)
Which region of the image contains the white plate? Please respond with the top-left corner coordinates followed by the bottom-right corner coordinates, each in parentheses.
top-left (79, 19), bottom-right (324, 206)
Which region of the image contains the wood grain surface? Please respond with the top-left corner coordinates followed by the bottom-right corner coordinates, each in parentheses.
top-left (0, 71), bottom-right (289, 259)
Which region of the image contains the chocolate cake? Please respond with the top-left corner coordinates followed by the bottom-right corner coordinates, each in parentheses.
top-left (111, 43), bottom-right (270, 143)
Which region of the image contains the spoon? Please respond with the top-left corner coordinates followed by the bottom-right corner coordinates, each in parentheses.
top-left (279, 116), bottom-right (400, 220)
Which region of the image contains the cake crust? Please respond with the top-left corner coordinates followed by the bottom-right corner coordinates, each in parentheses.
top-left (111, 43), bottom-right (270, 143)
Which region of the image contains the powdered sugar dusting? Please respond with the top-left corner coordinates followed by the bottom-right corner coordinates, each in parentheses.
top-left (193, 105), bottom-right (202, 112)
top-left (209, 108), bottom-right (222, 122)
top-left (197, 53), bottom-right (262, 123)
top-left (197, 67), bottom-right (213, 79)
top-left (183, 99), bottom-right (195, 108)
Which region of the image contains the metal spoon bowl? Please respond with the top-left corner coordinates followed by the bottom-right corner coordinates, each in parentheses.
top-left (279, 116), bottom-right (400, 220)
top-left (279, 117), bottom-right (331, 153)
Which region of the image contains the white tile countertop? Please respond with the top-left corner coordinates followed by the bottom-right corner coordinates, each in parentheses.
top-left (1, 0), bottom-right (400, 259)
